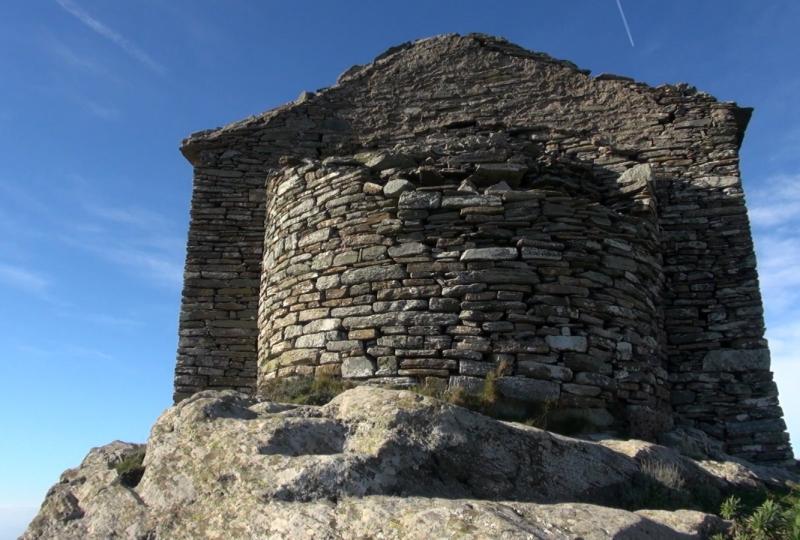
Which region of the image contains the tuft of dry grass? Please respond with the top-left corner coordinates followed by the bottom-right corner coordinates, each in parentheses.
top-left (259, 375), bottom-right (354, 405)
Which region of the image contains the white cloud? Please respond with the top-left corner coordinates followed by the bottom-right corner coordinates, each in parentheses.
top-left (64, 200), bottom-right (185, 289)
top-left (750, 172), bottom-right (800, 456)
top-left (754, 235), bottom-right (800, 314)
top-left (768, 320), bottom-right (800, 360)
top-left (83, 203), bottom-right (170, 230)
top-left (767, 321), bottom-right (800, 456)
top-left (748, 174), bottom-right (800, 227)
top-left (749, 200), bottom-right (800, 228)
top-left (42, 32), bottom-right (106, 75)
top-left (0, 263), bottom-right (50, 296)
top-left (102, 246), bottom-right (184, 289)
top-left (55, 0), bottom-right (166, 75)
top-left (75, 96), bottom-right (121, 120)
top-left (750, 173), bottom-right (800, 315)
top-left (1, 177), bottom-right (183, 292)
top-left (28, 82), bottom-right (121, 121)
top-left (54, 228), bottom-right (184, 290)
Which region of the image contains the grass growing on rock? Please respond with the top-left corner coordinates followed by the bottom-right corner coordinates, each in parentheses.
top-left (408, 365), bottom-right (572, 433)
top-left (259, 370), bottom-right (584, 435)
top-left (259, 375), bottom-right (354, 405)
top-left (618, 457), bottom-right (800, 530)
top-left (616, 458), bottom-right (731, 514)
top-left (621, 459), bottom-right (692, 511)
top-left (408, 370), bottom-right (509, 419)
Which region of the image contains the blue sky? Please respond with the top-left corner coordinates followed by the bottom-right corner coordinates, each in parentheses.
top-left (0, 1), bottom-right (798, 537)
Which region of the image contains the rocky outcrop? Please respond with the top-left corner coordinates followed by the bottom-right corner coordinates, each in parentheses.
top-left (24, 387), bottom-right (795, 539)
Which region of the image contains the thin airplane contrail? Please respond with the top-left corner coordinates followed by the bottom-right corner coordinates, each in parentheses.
top-left (615, 0), bottom-right (636, 47)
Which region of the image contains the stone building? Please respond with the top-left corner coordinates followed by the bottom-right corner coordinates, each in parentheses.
top-left (174, 34), bottom-right (792, 463)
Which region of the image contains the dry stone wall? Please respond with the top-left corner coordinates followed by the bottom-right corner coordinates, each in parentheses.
top-left (175, 33), bottom-right (792, 463)
top-left (258, 157), bottom-right (671, 437)
top-left (657, 175), bottom-right (788, 462)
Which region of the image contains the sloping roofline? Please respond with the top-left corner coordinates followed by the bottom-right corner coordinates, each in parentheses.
top-left (180, 33), bottom-right (751, 164)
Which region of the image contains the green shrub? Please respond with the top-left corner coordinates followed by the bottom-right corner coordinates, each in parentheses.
top-left (716, 488), bottom-right (800, 540)
top-left (114, 447), bottom-right (146, 488)
top-left (788, 495), bottom-right (800, 540)
top-left (721, 495), bottom-right (743, 521)
top-left (746, 499), bottom-right (786, 539)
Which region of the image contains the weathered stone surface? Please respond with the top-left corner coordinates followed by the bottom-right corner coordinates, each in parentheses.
top-left (658, 427), bottom-right (726, 461)
top-left (342, 311), bottom-right (459, 329)
top-left (474, 163), bottom-right (528, 186)
top-left (460, 247), bottom-right (518, 261)
top-left (341, 264), bottom-right (406, 285)
top-left (298, 227), bottom-right (332, 247)
top-left (27, 387), bottom-right (788, 540)
top-left (563, 383), bottom-right (602, 397)
top-left (497, 376), bottom-right (560, 402)
top-left (517, 361), bottom-right (573, 381)
top-left (315, 274), bottom-right (340, 290)
top-left (546, 335), bottom-right (588, 353)
top-left (356, 177), bottom-right (379, 191)
top-left (617, 163), bottom-right (653, 188)
top-left (448, 268), bottom-right (540, 285)
top-left (521, 247), bottom-right (562, 260)
top-left (635, 509), bottom-right (729, 538)
top-left (354, 150), bottom-right (416, 171)
top-left (277, 349), bottom-right (318, 366)
top-left (398, 191), bottom-right (441, 209)
top-left (692, 176), bottom-right (740, 189)
top-left (383, 178), bottom-right (414, 197)
top-left (441, 194), bottom-right (502, 208)
top-left (295, 332), bottom-right (328, 348)
top-left (341, 356), bottom-right (375, 378)
top-left (303, 319), bottom-right (342, 334)
top-left (388, 242), bottom-right (428, 258)
top-left (702, 349), bottom-right (770, 372)
top-left (486, 180), bottom-right (512, 193)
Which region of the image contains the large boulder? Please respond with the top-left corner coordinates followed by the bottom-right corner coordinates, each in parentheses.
top-left (23, 387), bottom-right (795, 539)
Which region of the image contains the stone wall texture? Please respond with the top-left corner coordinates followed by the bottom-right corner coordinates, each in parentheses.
top-left (174, 33), bottom-right (792, 463)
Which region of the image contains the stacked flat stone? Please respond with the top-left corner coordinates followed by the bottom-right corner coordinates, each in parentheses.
top-left (175, 33), bottom-right (792, 464)
top-left (258, 155), bottom-right (669, 437)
